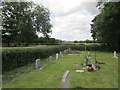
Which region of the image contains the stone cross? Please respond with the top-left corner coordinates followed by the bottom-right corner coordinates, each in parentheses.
top-left (56, 53), bottom-right (59, 60)
top-left (114, 51), bottom-right (118, 58)
top-left (62, 70), bottom-right (70, 88)
top-left (35, 59), bottom-right (42, 70)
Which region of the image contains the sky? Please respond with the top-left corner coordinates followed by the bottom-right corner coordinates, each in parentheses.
top-left (31, 0), bottom-right (100, 41)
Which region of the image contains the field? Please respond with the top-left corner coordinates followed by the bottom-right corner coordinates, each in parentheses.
top-left (3, 51), bottom-right (118, 88)
top-left (72, 43), bottom-right (100, 46)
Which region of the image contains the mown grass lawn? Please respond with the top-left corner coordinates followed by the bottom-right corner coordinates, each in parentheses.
top-left (3, 51), bottom-right (118, 88)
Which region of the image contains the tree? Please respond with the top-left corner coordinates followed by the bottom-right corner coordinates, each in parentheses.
top-left (1, 2), bottom-right (52, 46)
top-left (90, 2), bottom-right (120, 50)
top-left (33, 5), bottom-right (52, 38)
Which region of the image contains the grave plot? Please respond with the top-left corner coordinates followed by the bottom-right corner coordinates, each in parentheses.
top-left (68, 51), bottom-right (81, 56)
top-left (75, 51), bottom-right (101, 72)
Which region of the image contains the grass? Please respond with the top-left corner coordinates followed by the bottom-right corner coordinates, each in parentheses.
top-left (0, 75), bottom-right (1, 89)
top-left (3, 51), bottom-right (118, 88)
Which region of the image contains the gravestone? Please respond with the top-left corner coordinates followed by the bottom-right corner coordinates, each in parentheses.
top-left (68, 48), bottom-right (71, 53)
top-left (63, 50), bottom-right (66, 55)
top-left (56, 53), bottom-right (58, 60)
top-left (62, 70), bottom-right (70, 88)
top-left (59, 51), bottom-right (62, 59)
top-left (49, 56), bottom-right (53, 61)
top-left (35, 59), bottom-right (42, 70)
top-left (113, 51), bottom-right (118, 58)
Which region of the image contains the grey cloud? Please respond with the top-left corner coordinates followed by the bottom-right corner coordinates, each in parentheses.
top-left (55, 2), bottom-right (99, 17)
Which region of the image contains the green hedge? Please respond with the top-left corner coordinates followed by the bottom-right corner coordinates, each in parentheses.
top-left (2, 45), bottom-right (70, 73)
top-left (70, 44), bottom-right (115, 51)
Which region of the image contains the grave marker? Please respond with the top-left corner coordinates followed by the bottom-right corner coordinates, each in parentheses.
top-left (68, 48), bottom-right (71, 53)
top-left (49, 56), bottom-right (53, 61)
top-left (59, 51), bottom-right (62, 59)
top-left (62, 70), bottom-right (70, 88)
top-left (114, 51), bottom-right (118, 58)
top-left (56, 53), bottom-right (59, 60)
top-left (35, 59), bottom-right (42, 70)
top-left (63, 50), bottom-right (66, 55)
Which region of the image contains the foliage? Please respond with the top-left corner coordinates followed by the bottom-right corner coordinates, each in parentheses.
top-left (2, 45), bottom-right (70, 73)
top-left (91, 2), bottom-right (120, 50)
top-left (1, 2), bottom-right (52, 46)
top-left (34, 37), bottom-right (62, 45)
top-left (70, 44), bottom-right (114, 52)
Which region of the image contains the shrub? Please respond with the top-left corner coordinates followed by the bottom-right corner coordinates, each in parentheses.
top-left (2, 45), bottom-right (69, 73)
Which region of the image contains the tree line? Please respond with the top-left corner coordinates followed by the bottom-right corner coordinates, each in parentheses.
top-left (1, 2), bottom-right (55, 46)
top-left (91, 1), bottom-right (120, 50)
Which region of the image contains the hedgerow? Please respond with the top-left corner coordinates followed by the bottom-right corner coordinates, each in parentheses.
top-left (2, 45), bottom-right (70, 73)
top-left (70, 44), bottom-right (115, 51)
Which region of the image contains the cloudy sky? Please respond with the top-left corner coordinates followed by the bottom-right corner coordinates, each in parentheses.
top-left (33, 0), bottom-right (100, 41)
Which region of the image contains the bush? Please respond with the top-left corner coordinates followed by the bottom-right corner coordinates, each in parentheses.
top-left (2, 45), bottom-right (70, 73)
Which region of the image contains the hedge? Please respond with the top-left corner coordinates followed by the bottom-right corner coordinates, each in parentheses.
top-left (2, 45), bottom-right (70, 73)
top-left (70, 44), bottom-right (116, 52)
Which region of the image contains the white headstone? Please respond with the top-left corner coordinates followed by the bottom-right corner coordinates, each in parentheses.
top-left (35, 59), bottom-right (42, 70)
top-left (59, 51), bottom-right (63, 59)
top-left (114, 51), bottom-right (118, 58)
top-left (62, 70), bottom-right (70, 88)
top-left (56, 53), bottom-right (59, 60)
